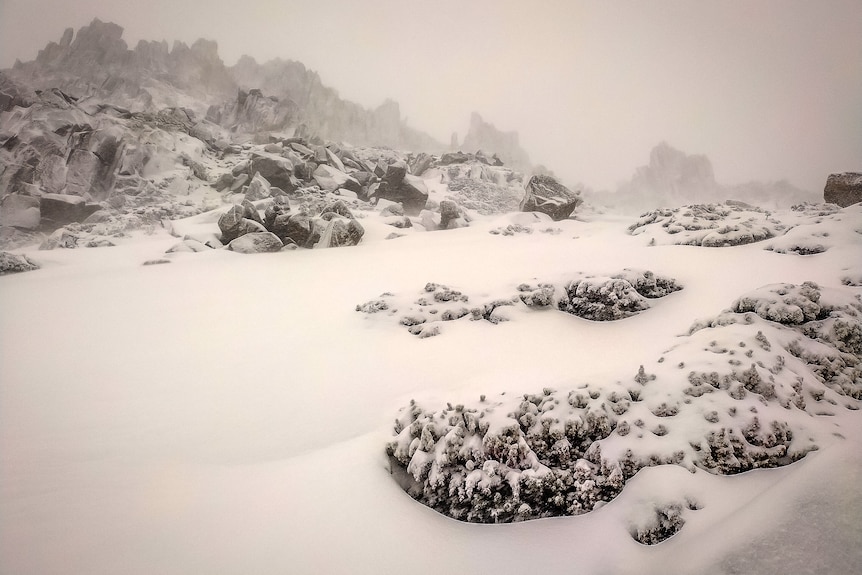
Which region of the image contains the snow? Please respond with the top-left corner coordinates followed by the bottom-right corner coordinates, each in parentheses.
top-left (1, 197), bottom-right (861, 573)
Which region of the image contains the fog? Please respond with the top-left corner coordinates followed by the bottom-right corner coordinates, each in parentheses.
top-left (1, 0), bottom-right (860, 192)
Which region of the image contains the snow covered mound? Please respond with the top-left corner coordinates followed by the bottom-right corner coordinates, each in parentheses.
top-left (628, 202), bottom-right (855, 249)
top-left (357, 270), bottom-right (682, 337)
top-left (764, 203), bottom-right (862, 255)
top-left (387, 281), bottom-right (862, 524)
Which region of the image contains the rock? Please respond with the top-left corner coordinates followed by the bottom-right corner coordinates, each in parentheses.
top-left (227, 231), bottom-right (283, 253)
top-left (249, 151), bottom-right (297, 193)
top-left (383, 215), bottom-right (412, 228)
top-left (373, 172), bottom-right (428, 216)
top-left (325, 147), bottom-right (346, 172)
top-left (315, 218), bottom-right (364, 248)
top-left (166, 239), bottom-right (210, 253)
top-left (313, 164), bottom-right (360, 193)
top-left (39, 193), bottom-right (100, 228)
top-left (244, 172), bottom-right (271, 201)
top-left (39, 227), bottom-right (80, 249)
top-left (409, 153), bottom-right (434, 177)
top-left (439, 200), bottom-right (465, 230)
top-left (231, 160), bottom-right (251, 176)
top-left (290, 142), bottom-right (314, 156)
top-left (229, 173), bottom-right (248, 191)
top-left (0, 251), bottom-right (40, 274)
top-left (264, 201), bottom-right (291, 230)
top-left (520, 175), bottom-right (582, 221)
top-left (281, 214), bottom-right (313, 247)
top-left (240, 199), bottom-right (264, 225)
top-left (217, 204), bottom-right (246, 242)
top-left (0, 194), bottom-right (41, 229)
top-left (824, 172), bottom-right (862, 207)
top-left (321, 199), bottom-right (355, 220)
top-left (213, 172), bottom-right (234, 191)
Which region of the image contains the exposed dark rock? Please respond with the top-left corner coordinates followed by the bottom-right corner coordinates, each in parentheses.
top-left (824, 172), bottom-right (862, 207)
top-left (217, 204), bottom-right (246, 243)
top-left (315, 218), bottom-right (364, 248)
top-left (373, 172), bottom-right (428, 216)
top-left (39, 193), bottom-right (101, 229)
top-left (520, 175), bottom-right (582, 221)
top-left (249, 152), bottom-right (297, 192)
top-left (439, 200), bottom-right (466, 230)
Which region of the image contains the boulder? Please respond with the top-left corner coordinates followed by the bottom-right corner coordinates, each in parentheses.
top-left (244, 172), bottom-right (271, 201)
top-left (240, 199), bottom-right (264, 225)
top-left (39, 193), bottom-right (100, 228)
top-left (0, 251), bottom-right (40, 274)
top-left (166, 239), bottom-right (210, 253)
top-left (0, 194), bottom-right (41, 229)
top-left (824, 172), bottom-right (862, 207)
top-left (313, 164), bottom-right (361, 193)
top-left (264, 201), bottom-right (291, 230)
top-left (281, 214), bottom-right (313, 246)
top-left (373, 173), bottom-right (429, 216)
top-left (320, 199), bottom-right (355, 220)
top-left (439, 200), bottom-right (465, 230)
top-left (314, 218), bottom-right (364, 248)
top-left (217, 204), bottom-right (246, 242)
top-left (39, 227), bottom-right (80, 250)
top-left (250, 151), bottom-right (297, 192)
top-left (519, 175), bottom-right (582, 221)
top-left (227, 231), bottom-right (284, 253)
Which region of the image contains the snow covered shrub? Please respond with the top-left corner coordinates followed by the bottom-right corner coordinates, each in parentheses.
top-left (557, 271), bottom-right (682, 321)
top-left (558, 277), bottom-right (649, 321)
top-left (517, 283), bottom-right (556, 308)
top-left (630, 503), bottom-right (687, 545)
top-left (628, 203), bottom-right (781, 247)
top-left (387, 390), bottom-right (627, 523)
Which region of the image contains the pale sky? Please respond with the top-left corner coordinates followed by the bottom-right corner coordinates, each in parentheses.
top-left (1, 0), bottom-right (860, 192)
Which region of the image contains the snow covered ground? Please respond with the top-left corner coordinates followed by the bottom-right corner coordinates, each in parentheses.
top-left (1, 199), bottom-right (861, 574)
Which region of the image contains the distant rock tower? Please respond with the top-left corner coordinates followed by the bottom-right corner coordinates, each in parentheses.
top-left (450, 132), bottom-right (458, 151)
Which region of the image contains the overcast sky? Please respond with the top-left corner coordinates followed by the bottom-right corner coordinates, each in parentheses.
top-left (1, 0), bottom-right (860, 192)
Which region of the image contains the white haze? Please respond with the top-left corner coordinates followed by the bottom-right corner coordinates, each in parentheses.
top-left (2, 0), bottom-right (860, 192)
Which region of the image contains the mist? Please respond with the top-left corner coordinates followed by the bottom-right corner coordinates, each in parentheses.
top-left (1, 0), bottom-right (860, 192)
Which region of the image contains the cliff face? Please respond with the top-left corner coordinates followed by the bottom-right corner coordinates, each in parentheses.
top-left (4, 19), bottom-right (444, 151)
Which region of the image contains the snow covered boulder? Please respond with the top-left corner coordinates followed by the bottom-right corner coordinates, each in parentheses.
top-left (0, 251), bottom-right (39, 274)
top-left (519, 175), bottom-right (582, 221)
top-left (227, 231), bottom-right (284, 253)
top-left (439, 200), bottom-right (467, 230)
top-left (217, 204), bottom-right (246, 243)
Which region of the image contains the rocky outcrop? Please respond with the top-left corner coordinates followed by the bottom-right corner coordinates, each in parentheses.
top-left (824, 172), bottom-right (862, 207)
top-left (0, 194), bottom-right (41, 229)
top-left (520, 175), bottom-right (582, 220)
